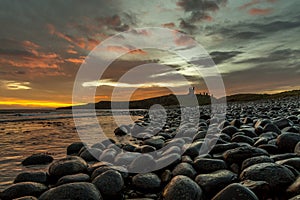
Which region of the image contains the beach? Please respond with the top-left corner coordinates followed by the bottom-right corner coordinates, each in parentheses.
top-left (0, 97), bottom-right (300, 199)
top-left (0, 110), bottom-right (143, 191)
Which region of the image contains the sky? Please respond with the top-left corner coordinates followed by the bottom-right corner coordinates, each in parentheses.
top-left (0, 0), bottom-right (299, 108)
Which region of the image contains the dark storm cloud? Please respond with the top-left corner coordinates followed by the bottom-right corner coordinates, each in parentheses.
top-left (188, 51), bottom-right (242, 67)
top-left (222, 62), bottom-right (300, 94)
top-left (179, 19), bottom-right (198, 34)
top-left (176, 0), bottom-right (227, 32)
top-left (208, 18), bottom-right (300, 40)
top-left (210, 51), bottom-right (243, 64)
top-left (231, 31), bottom-right (262, 40)
top-left (234, 49), bottom-right (300, 64)
top-left (0, 48), bottom-right (33, 57)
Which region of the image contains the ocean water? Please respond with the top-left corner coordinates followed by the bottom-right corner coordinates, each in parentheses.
top-left (0, 109), bottom-right (144, 190)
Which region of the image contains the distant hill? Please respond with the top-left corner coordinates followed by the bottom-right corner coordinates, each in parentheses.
top-left (223, 90), bottom-right (300, 102)
top-left (57, 93), bottom-right (212, 110)
top-left (57, 90), bottom-right (300, 110)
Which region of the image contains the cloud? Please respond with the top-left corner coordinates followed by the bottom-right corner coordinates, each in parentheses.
top-left (234, 49), bottom-right (300, 64)
top-left (0, 39), bottom-right (63, 69)
top-left (176, 0), bottom-right (227, 30)
top-left (162, 22), bottom-right (176, 28)
top-left (248, 8), bottom-right (273, 15)
top-left (64, 56), bottom-right (86, 64)
top-left (231, 31), bottom-right (261, 39)
top-left (210, 51), bottom-right (243, 64)
top-left (179, 19), bottom-right (197, 34)
top-left (106, 45), bottom-right (147, 55)
top-left (82, 79), bottom-right (191, 88)
top-left (1, 80), bottom-right (31, 90)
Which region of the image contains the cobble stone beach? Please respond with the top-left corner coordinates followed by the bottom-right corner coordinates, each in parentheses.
top-left (1, 97), bottom-right (300, 200)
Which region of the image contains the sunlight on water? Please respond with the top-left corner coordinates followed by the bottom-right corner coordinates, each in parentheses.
top-left (0, 109), bottom-right (143, 190)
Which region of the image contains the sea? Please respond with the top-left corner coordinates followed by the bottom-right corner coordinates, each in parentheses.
top-left (0, 109), bottom-right (144, 190)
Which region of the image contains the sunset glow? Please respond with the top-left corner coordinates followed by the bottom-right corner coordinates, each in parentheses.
top-left (0, 0), bottom-right (299, 109)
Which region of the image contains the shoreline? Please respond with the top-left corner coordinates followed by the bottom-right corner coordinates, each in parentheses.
top-left (0, 96), bottom-right (299, 199)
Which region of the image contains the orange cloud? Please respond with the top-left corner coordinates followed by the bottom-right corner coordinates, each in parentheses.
top-left (106, 46), bottom-right (147, 54)
top-left (174, 35), bottom-right (195, 46)
top-left (248, 8), bottom-right (273, 15)
top-left (47, 24), bottom-right (101, 51)
top-left (67, 49), bottom-right (78, 54)
top-left (239, 0), bottom-right (260, 10)
top-left (162, 22), bottom-right (175, 28)
top-left (65, 56), bottom-right (86, 64)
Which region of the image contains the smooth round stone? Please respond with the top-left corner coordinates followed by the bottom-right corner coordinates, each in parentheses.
top-left (158, 132), bottom-right (172, 140)
top-left (223, 146), bottom-right (269, 164)
top-left (271, 153), bottom-right (299, 162)
top-left (21, 154), bottom-right (53, 166)
top-left (210, 143), bottom-right (240, 154)
top-left (230, 119), bottom-right (242, 128)
top-left (48, 156), bottom-right (88, 178)
top-left (140, 145), bottom-right (156, 153)
top-left (219, 133), bottom-right (231, 142)
top-left (172, 162), bottom-right (196, 178)
top-left (274, 118), bottom-right (294, 129)
top-left (156, 153), bottom-right (181, 170)
top-left (143, 138), bottom-right (165, 149)
top-left (255, 119), bottom-right (272, 129)
top-left (39, 182), bottom-right (101, 200)
top-left (241, 179), bottom-right (271, 200)
top-left (241, 155), bottom-right (274, 171)
top-left (240, 128), bottom-right (257, 138)
top-left (193, 158), bottom-right (227, 173)
top-left (260, 132), bottom-right (278, 140)
top-left (231, 135), bottom-right (254, 145)
top-left (257, 144), bottom-right (279, 154)
top-left (181, 155), bottom-right (193, 164)
top-left (79, 148), bottom-right (102, 162)
top-left (14, 171), bottom-right (47, 184)
top-left (92, 170), bottom-right (124, 196)
top-left (277, 133), bottom-right (300, 153)
top-left (114, 152), bottom-right (140, 166)
top-left (67, 142), bottom-right (86, 155)
top-left (132, 173), bottom-right (161, 192)
top-left (161, 169), bottom-right (172, 183)
top-left (240, 163), bottom-right (295, 190)
top-left (162, 175), bottom-right (202, 200)
top-left (283, 126), bottom-right (299, 133)
top-left (254, 138), bottom-right (268, 147)
top-left (0, 182), bottom-right (47, 200)
top-left (13, 196), bottom-right (38, 200)
top-left (290, 194), bottom-right (300, 200)
top-left (91, 142), bottom-right (106, 150)
top-left (161, 146), bottom-right (181, 156)
top-left (287, 176), bottom-right (300, 197)
top-left (243, 117), bottom-right (253, 124)
top-left (294, 142), bottom-right (300, 155)
top-left (212, 183), bottom-right (259, 200)
top-left (87, 162), bottom-right (112, 175)
top-left (129, 154), bottom-right (156, 173)
top-left (184, 141), bottom-right (205, 158)
top-left (195, 170), bottom-right (237, 196)
top-left (221, 126), bottom-right (239, 137)
top-left (91, 165), bottom-right (128, 180)
top-left (99, 149), bottom-right (117, 162)
top-left (122, 144), bottom-right (136, 152)
top-left (114, 125), bottom-right (130, 136)
top-left (193, 131), bottom-right (207, 141)
top-left (56, 173), bottom-right (90, 186)
top-left (276, 157), bottom-right (300, 170)
top-left (263, 123), bottom-right (281, 134)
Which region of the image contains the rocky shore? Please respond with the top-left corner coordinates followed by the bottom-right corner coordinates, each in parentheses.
top-left (1, 96), bottom-right (300, 200)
